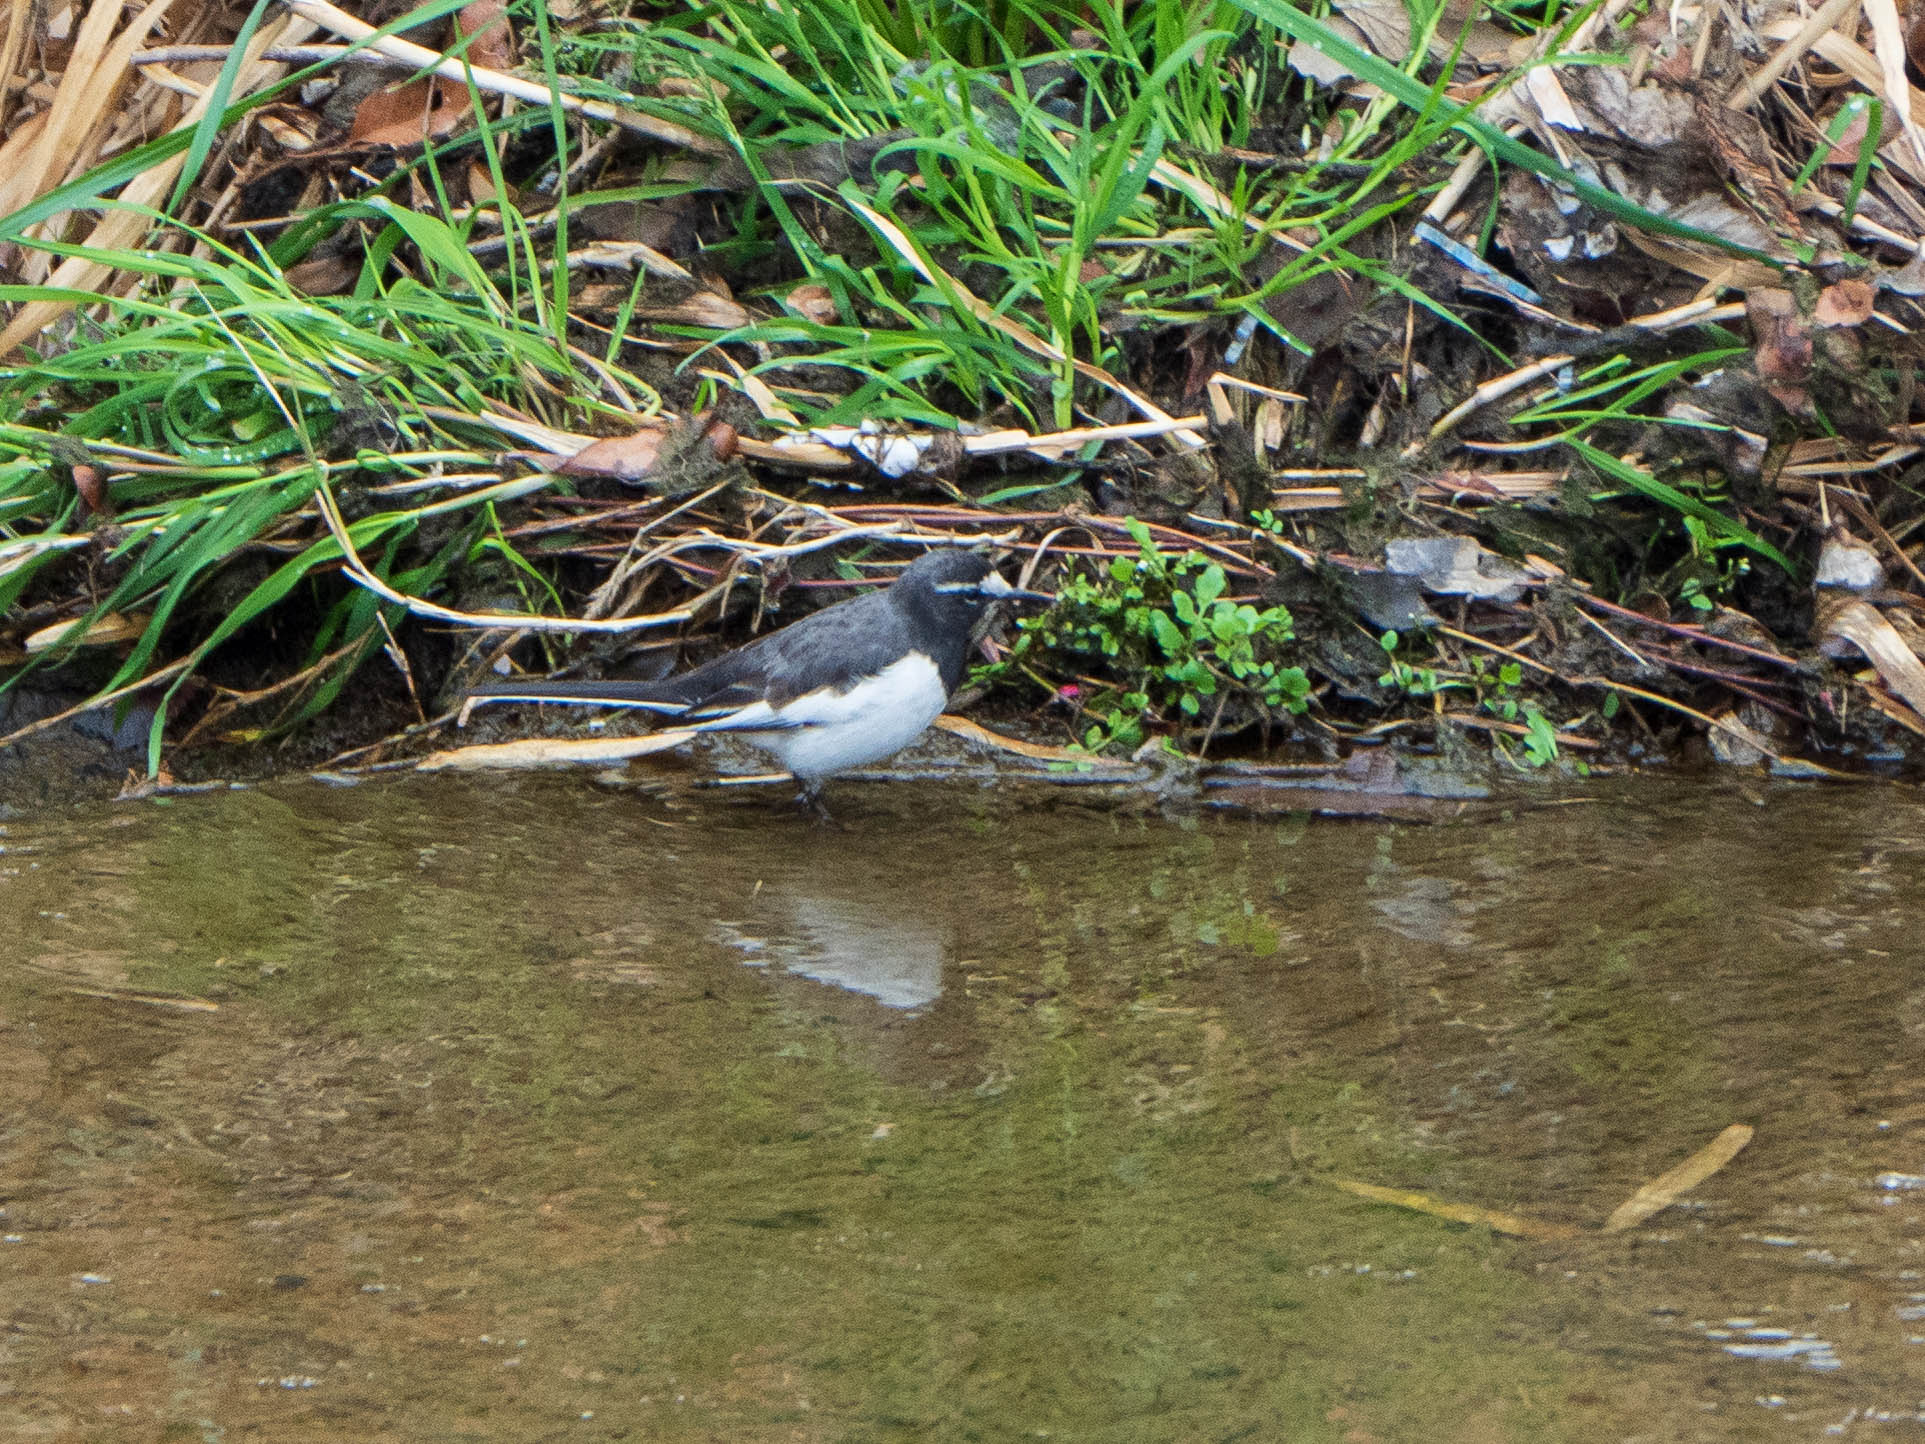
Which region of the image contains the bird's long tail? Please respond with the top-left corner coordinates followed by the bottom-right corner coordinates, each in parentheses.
top-left (465, 678), bottom-right (690, 714)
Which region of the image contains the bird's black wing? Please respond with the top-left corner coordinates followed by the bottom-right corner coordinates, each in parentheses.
top-left (677, 587), bottom-right (906, 720)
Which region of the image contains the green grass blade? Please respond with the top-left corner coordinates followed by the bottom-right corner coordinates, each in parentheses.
top-left (1227, 0), bottom-right (1779, 261)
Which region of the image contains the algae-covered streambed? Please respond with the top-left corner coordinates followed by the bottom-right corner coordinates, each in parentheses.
top-left (3, 776), bottom-right (1923, 1440)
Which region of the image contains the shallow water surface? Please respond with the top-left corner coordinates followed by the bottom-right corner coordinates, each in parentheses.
top-left (2, 774), bottom-right (1923, 1441)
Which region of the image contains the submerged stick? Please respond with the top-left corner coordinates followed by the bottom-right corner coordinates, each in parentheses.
top-left (1602, 1124), bottom-right (1756, 1233)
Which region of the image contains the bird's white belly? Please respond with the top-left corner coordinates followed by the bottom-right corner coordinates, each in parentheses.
top-left (718, 653), bottom-right (948, 782)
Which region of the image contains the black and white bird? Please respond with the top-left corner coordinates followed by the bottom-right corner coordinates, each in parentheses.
top-left (466, 549), bottom-right (1050, 806)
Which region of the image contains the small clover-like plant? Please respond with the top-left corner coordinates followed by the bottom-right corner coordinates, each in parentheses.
top-left (1377, 630), bottom-right (1456, 698)
top-left (1377, 633), bottom-right (1562, 768)
top-left (981, 519), bottom-right (1309, 752)
top-left (1519, 706), bottom-right (1560, 766)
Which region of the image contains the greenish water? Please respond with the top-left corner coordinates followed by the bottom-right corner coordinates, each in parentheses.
top-left (3, 774), bottom-right (1923, 1441)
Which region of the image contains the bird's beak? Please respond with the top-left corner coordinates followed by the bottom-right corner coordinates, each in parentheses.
top-left (959, 572), bottom-right (1055, 606)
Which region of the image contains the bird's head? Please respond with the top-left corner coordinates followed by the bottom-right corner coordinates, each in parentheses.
top-left (896, 549), bottom-right (1054, 626)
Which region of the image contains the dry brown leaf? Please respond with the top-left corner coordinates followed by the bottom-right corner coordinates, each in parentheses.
top-left (646, 291), bottom-right (751, 329)
top-left (1567, 65), bottom-right (1695, 146)
top-left (1286, 14), bottom-right (1374, 87)
top-left (1336, 0), bottom-right (1410, 62)
top-left (574, 240), bottom-right (695, 283)
top-left (466, 158), bottom-right (498, 206)
top-left (713, 369), bottom-right (801, 426)
top-left (419, 732), bottom-right (693, 770)
top-left (25, 611), bottom-right (149, 652)
top-left (349, 75), bottom-right (471, 145)
top-left (253, 103), bottom-right (323, 152)
top-left (285, 252), bottom-right (363, 297)
top-left (1654, 192), bottom-right (1778, 253)
top-left (290, 0), bottom-right (722, 154)
top-left (1747, 287), bottom-right (1811, 409)
top-left (785, 283), bottom-right (838, 325)
top-left (1818, 596), bottom-right (1925, 718)
top-left (1328, 1178), bottom-right (1578, 1241)
top-left (734, 435), bottom-right (856, 472)
top-left (1619, 227), bottom-right (1782, 290)
top-left (1768, 21), bottom-right (1925, 193)
top-left (931, 715), bottom-right (1131, 766)
top-left (71, 462), bottom-right (110, 518)
top-left (0, 111), bottom-right (50, 236)
top-left (346, 1), bottom-right (515, 147)
top-left (457, 0), bottom-right (513, 72)
top-left (1814, 278), bottom-right (1875, 326)
top-left (1288, 0), bottom-right (1507, 82)
top-left (1818, 97), bottom-right (1888, 164)
top-left (553, 423), bottom-right (672, 482)
top-left (1881, 245), bottom-right (1925, 295)
top-left (1859, 685), bottom-right (1925, 735)
top-left (1601, 1124), bottom-right (1754, 1232)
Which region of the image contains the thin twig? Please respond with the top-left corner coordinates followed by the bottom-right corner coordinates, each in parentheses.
top-left (1572, 608), bottom-right (1657, 670)
top-left (1435, 624), bottom-right (1560, 676)
top-left (315, 481), bottom-right (700, 633)
top-left (1439, 712), bottom-right (1601, 749)
top-left (136, 42), bottom-right (404, 69)
top-left (1575, 595), bottom-right (1802, 670)
top-left (1725, 0), bottom-right (1861, 112)
top-left (1580, 676), bottom-right (1842, 773)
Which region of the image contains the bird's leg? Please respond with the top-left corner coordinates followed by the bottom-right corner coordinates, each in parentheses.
top-left (792, 778), bottom-right (836, 825)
